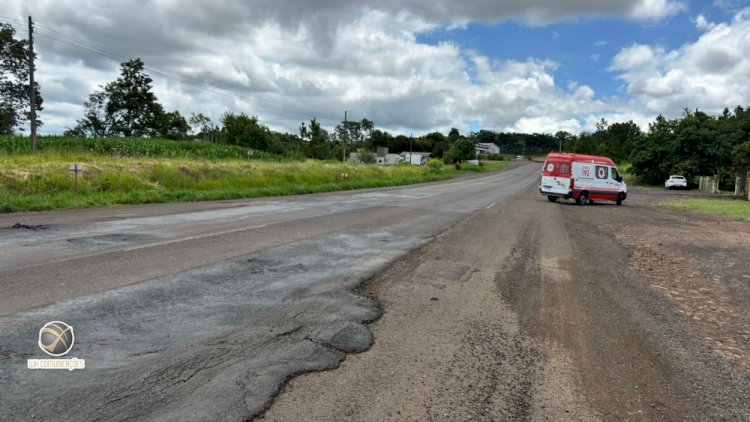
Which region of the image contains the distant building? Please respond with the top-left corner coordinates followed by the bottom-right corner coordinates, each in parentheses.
top-left (347, 152), bottom-right (363, 164)
top-left (377, 154), bottom-right (404, 166)
top-left (349, 150), bottom-right (401, 165)
top-left (376, 147), bottom-right (404, 166)
top-left (475, 143), bottom-right (500, 156)
top-left (399, 151), bottom-right (431, 165)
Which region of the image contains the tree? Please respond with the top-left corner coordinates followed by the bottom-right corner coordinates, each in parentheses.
top-left (189, 113), bottom-right (218, 142)
top-left (220, 112), bottom-right (275, 150)
top-left (446, 139), bottom-right (475, 163)
top-left (306, 118), bottom-right (332, 159)
top-left (448, 127), bottom-right (461, 144)
top-left (65, 90), bottom-right (111, 137)
top-left (366, 129), bottom-right (394, 151)
top-left (0, 23), bottom-right (42, 134)
top-left (104, 59), bottom-right (162, 137)
top-left (154, 110), bottom-right (189, 140)
top-left (733, 141), bottom-right (750, 172)
top-left (334, 117), bottom-right (374, 160)
top-left (424, 131), bottom-right (449, 158)
top-left (630, 115), bottom-right (675, 184)
top-left (68, 58), bottom-right (187, 139)
top-left (554, 131), bottom-right (573, 152)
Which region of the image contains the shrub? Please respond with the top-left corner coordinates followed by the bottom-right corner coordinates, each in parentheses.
top-left (427, 158), bottom-right (444, 169)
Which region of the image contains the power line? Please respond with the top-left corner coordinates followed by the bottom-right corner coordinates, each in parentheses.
top-left (1, 17), bottom-right (363, 127)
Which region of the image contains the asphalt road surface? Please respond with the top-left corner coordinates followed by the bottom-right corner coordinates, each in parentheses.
top-left (0, 165), bottom-right (537, 421)
top-left (1, 164), bottom-right (749, 421)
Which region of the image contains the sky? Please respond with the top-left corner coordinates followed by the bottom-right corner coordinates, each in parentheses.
top-left (2, 0), bottom-right (750, 136)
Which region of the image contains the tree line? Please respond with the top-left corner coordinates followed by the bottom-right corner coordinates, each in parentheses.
top-left (2, 23), bottom-right (749, 185)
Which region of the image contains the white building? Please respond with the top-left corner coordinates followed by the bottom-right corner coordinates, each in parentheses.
top-left (399, 151), bottom-right (431, 165)
top-left (475, 143), bottom-right (500, 156)
top-left (376, 154), bottom-right (404, 166)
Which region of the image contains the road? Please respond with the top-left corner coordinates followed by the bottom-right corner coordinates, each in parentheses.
top-left (1, 164), bottom-right (539, 421)
top-left (1, 164), bottom-right (749, 421)
top-left (260, 184), bottom-right (750, 421)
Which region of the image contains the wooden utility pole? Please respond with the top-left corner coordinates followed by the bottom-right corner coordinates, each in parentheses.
top-left (28, 16), bottom-right (37, 154)
top-left (342, 110), bottom-right (347, 162)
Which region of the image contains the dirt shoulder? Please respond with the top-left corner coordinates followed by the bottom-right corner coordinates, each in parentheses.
top-left (608, 189), bottom-right (750, 370)
top-left (260, 187), bottom-right (750, 421)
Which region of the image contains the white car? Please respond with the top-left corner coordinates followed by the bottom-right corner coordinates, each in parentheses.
top-left (665, 175), bottom-right (687, 190)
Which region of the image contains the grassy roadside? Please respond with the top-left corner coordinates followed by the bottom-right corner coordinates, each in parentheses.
top-left (0, 136), bottom-right (513, 213)
top-left (0, 154), bottom-right (459, 212)
top-left (661, 198), bottom-right (750, 221)
top-left (0, 155), bottom-right (511, 213)
top-left (461, 160), bottom-right (511, 173)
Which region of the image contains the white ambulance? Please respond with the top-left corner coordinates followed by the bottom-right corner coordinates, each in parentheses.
top-left (539, 152), bottom-right (627, 205)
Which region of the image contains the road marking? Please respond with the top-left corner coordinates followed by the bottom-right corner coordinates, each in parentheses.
top-left (486, 202), bottom-right (497, 209)
top-left (123, 224), bottom-right (268, 252)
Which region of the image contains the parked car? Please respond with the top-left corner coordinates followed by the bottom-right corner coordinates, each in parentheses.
top-left (516, 155), bottom-right (524, 160)
top-left (665, 175), bottom-right (687, 190)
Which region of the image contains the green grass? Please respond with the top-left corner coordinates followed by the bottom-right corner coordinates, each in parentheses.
top-left (450, 160), bottom-right (512, 173)
top-left (0, 137), bottom-right (514, 213)
top-left (661, 198), bottom-right (750, 221)
top-left (0, 154), bottom-right (456, 212)
top-left (478, 160), bottom-right (512, 172)
top-left (0, 135), bottom-right (276, 160)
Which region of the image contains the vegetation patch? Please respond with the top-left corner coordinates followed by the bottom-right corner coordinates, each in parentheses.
top-left (661, 199), bottom-right (750, 221)
top-left (0, 135), bottom-right (267, 160)
top-left (0, 153), bottom-right (460, 212)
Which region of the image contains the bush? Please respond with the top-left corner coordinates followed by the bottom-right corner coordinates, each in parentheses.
top-left (427, 158), bottom-right (444, 169)
top-left (360, 150), bottom-right (376, 164)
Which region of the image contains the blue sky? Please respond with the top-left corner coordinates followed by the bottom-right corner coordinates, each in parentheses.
top-left (4, 0), bottom-right (750, 135)
top-left (419, 2), bottom-right (739, 102)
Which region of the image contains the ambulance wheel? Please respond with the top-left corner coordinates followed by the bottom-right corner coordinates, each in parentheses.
top-left (616, 193), bottom-right (623, 206)
top-left (547, 196), bottom-right (558, 202)
top-left (578, 192), bottom-right (589, 206)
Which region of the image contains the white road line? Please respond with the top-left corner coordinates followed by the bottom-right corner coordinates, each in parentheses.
top-left (486, 202), bottom-right (497, 209)
top-left (123, 224), bottom-right (268, 252)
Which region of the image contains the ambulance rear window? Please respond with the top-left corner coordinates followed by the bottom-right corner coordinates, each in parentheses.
top-left (558, 163), bottom-right (570, 174)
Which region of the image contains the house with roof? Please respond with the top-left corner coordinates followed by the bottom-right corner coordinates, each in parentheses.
top-left (400, 151), bottom-right (431, 165)
top-left (475, 143), bottom-right (500, 156)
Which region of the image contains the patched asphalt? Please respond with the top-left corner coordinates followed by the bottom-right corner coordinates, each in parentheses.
top-left (0, 164), bottom-right (541, 421)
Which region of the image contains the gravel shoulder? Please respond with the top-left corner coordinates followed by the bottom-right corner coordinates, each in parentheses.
top-left (260, 187), bottom-right (750, 421)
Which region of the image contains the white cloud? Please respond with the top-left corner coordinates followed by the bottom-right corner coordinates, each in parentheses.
top-left (610, 8), bottom-right (750, 117)
top-left (3, 0), bottom-right (690, 136)
top-left (610, 44), bottom-right (659, 71)
top-left (630, 0), bottom-right (687, 20)
top-left (695, 14), bottom-right (717, 30)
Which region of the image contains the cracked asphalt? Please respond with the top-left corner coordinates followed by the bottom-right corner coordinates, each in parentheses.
top-left (0, 164), bottom-right (539, 421)
top-left (3, 164), bottom-right (748, 421)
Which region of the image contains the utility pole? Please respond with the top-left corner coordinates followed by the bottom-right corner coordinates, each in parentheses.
top-left (409, 133), bottom-right (413, 165)
top-left (342, 110), bottom-right (347, 162)
top-left (28, 16), bottom-right (37, 154)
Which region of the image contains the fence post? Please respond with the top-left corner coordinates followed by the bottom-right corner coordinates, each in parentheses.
top-left (735, 176), bottom-right (741, 196)
top-left (747, 172), bottom-right (750, 201)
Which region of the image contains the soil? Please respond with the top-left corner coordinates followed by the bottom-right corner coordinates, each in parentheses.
top-left (260, 187), bottom-right (750, 421)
